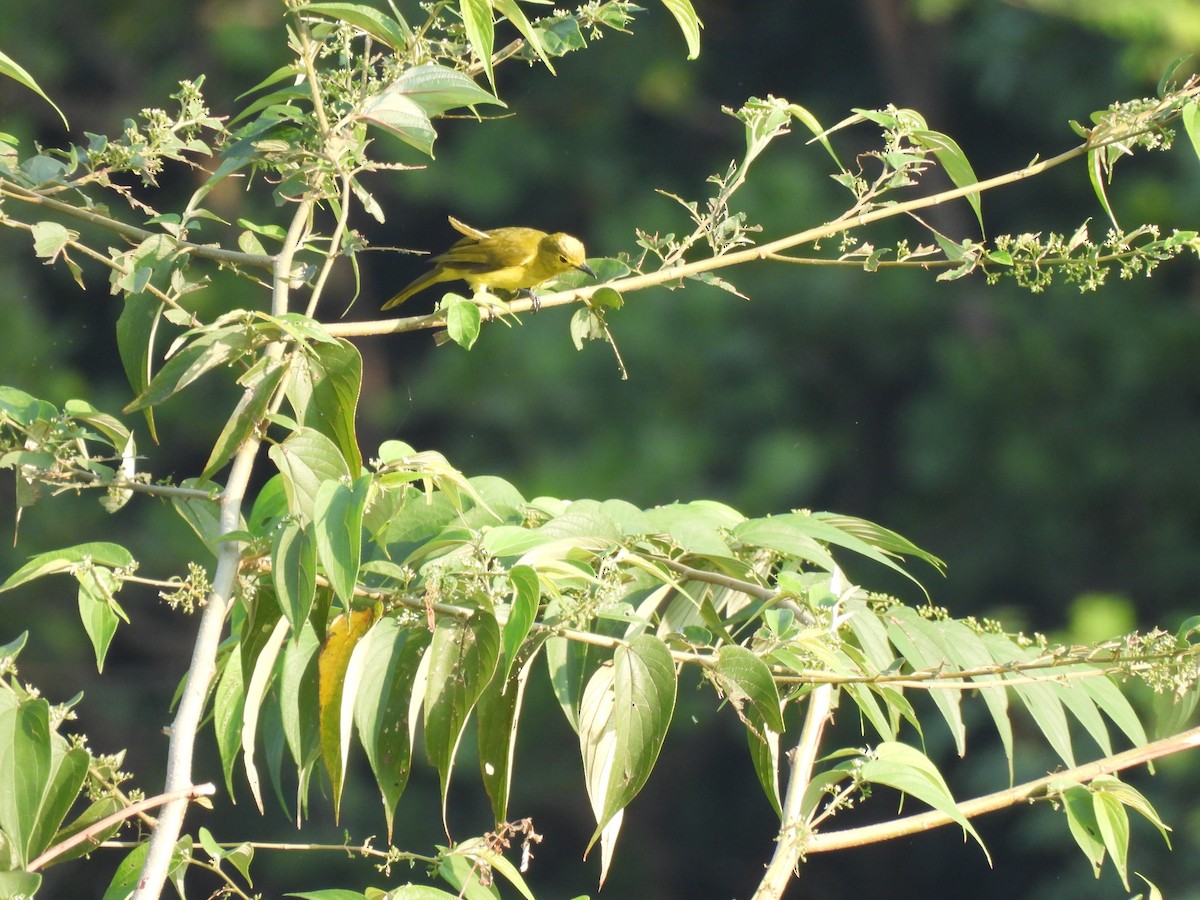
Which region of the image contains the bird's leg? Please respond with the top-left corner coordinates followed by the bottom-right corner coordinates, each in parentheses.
top-left (516, 288), bottom-right (541, 312)
top-left (472, 288), bottom-right (511, 321)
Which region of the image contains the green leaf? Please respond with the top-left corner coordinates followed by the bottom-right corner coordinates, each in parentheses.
top-left (287, 339), bottom-right (364, 475)
top-left (912, 129), bottom-right (983, 234)
top-left (436, 850), bottom-right (501, 900)
top-left (353, 618), bottom-right (429, 840)
top-left (859, 742), bottom-right (988, 860)
top-left (658, 0), bottom-right (702, 60)
top-left (0, 49), bottom-right (68, 128)
top-left (214, 649), bottom-right (246, 798)
top-left (444, 295), bottom-right (482, 349)
top-left (459, 0), bottom-right (496, 88)
top-left (1078, 674), bottom-right (1147, 748)
top-left (581, 635), bottom-right (677, 857)
top-left (279, 623), bottom-right (321, 790)
top-left (30, 221), bottom-right (73, 260)
top-left (274, 521), bottom-right (318, 637)
top-left (712, 645), bottom-right (785, 737)
top-left (389, 63), bottom-right (504, 119)
top-left (0, 543), bottom-right (134, 592)
top-left (300, 2), bottom-right (411, 49)
top-left (1094, 790), bottom-right (1131, 890)
top-left (45, 794), bottom-right (122, 866)
top-left (494, 0), bottom-right (554, 72)
top-left (33, 739), bottom-right (90, 867)
top-left (1087, 147), bottom-right (1119, 231)
top-left (937, 621), bottom-right (1012, 779)
top-left (0, 871), bottom-right (40, 897)
top-left (77, 567), bottom-right (123, 672)
top-left (1092, 775), bottom-right (1171, 847)
top-left (477, 638), bottom-right (545, 825)
top-left (980, 633), bottom-right (1077, 767)
top-left (269, 427), bottom-right (353, 523)
top-left (249, 475), bottom-right (290, 536)
top-left (359, 90), bottom-right (435, 156)
top-left (883, 608), bottom-right (966, 755)
top-left (1181, 101), bottom-right (1200, 169)
top-left (501, 565), bottom-right (539, 680)
top-left (171, 477), bottom-right (226, 558)
top-left (747, 718), bottom-right (782, 818)
top-left (424, 610), bottom-right (501, 821)
top-left (242, 617), bottom-right (290, 813)
top-left (381, 888), bottom-right (458, 900)
top-left (545, 635), bottom-right (598, 732)
top-left (103, 841), bottom-right (149, 900)
top-left (123, 327), bottom-right (253, 413)
top-left (201, 355), bottom-right (288, 483)
top-left (314, 474), bottom-right (371, 606)
top-left (0, 697), bottom-right (52, 866)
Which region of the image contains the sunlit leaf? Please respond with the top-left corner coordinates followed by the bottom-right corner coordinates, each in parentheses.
top-left (314, 474), bottom-right (371, 605)
top-left (860, 742), bottom-right (988, 860)
top-left (353, 617), bottom-right (429, 840)
top-left (425, 610), bottom-right (501, 824)
top-left (581, 634), bottom-right (677, 864)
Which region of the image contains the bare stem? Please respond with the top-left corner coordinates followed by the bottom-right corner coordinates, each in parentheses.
top-left (805, 725), bottom-right (1200, 853)
top-left (753, 683), bottom-right (835, 899)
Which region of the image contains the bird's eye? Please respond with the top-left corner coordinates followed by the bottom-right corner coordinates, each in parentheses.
top-left (559, 254), bottom-right (568, 263)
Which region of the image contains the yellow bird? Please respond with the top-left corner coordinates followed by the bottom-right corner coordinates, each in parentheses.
top-left (381, 216), bottom-right (595, 311)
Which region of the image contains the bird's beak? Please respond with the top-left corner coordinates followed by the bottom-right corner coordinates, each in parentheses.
top-left (578, 262), bottom-right (596, 279)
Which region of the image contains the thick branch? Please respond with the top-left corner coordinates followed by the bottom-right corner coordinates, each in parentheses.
top-left (131, 195), bottom-right (314, 900)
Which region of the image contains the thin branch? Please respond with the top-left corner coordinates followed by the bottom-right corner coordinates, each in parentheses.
top-left (331, 117), bottom-right (1200, 339)
top-left (102, 838), bottom-right (435, 863)
top-left (0, 178), bottom-right (275, 270)
top-left (305, 171), bottom-right (354, 318)
top-left (805, 725), bottom-right (1200, 854)
top-left (28, 783), bottom-right (215, 871)
top-left (19, 468), bottom-right (220, 503)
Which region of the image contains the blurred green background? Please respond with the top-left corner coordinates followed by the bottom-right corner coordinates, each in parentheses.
top-left (3, 0), bottom-right (1200, 897)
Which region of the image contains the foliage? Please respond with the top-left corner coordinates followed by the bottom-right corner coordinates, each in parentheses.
top-left (1, 2), bottom-right (1200, 899)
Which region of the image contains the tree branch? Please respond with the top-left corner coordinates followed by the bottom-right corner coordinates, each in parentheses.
top-left (805, 725), bottom-right (1200, 853)
top-left (754, 682), bottom-right (835, 898)
top-left (130, 194), bottom-right (315, 900)
top-left (0, 178), bottom-right (275, 270)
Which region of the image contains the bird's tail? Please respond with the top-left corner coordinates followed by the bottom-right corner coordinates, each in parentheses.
top-left (380, 270), bottom-right (442, 310)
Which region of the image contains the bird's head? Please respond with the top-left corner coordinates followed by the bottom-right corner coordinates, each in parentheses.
top-left (542, 233), bottom-right (596, 279)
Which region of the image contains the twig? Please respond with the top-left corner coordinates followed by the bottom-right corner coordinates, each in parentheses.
top-left (27, 783), bottom-right (215, 871)
top-left (0, 178), bottom-right (275, 270)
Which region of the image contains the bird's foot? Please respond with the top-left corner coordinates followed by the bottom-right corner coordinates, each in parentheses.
top-left (516, 288), bottom-right (542, 312)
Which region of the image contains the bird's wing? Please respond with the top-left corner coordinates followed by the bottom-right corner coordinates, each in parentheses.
top-left (435, 237), bottom-right (500, 273)
top-left (438, 230), bottom-right (541, 272)
top-left (448, 216), bottom-right (490, 240)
